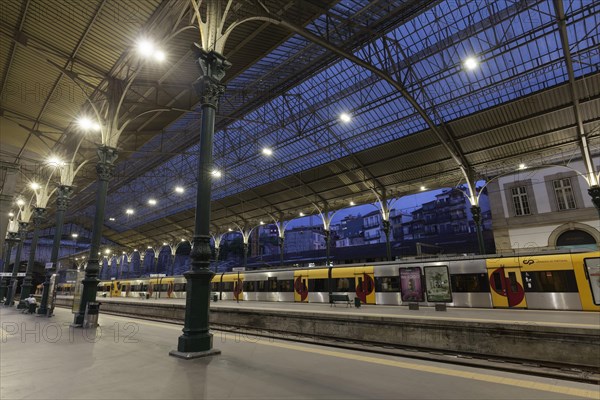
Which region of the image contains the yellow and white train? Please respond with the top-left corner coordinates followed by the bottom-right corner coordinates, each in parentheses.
top-left (56, 251), bottom-right (600, 311)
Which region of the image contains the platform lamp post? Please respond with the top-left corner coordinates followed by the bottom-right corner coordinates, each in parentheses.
top-left (0, 218), bottom-right (20, 302)
top-left (5, 199), bottom-right (32, 306)
top-left (72, 38), bottom-right (172, 326)
top-left (18, 173), bottom-right (55, 308)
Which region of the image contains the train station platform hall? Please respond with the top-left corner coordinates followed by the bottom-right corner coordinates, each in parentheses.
top-left (1, 305), bottom-right (599, 400)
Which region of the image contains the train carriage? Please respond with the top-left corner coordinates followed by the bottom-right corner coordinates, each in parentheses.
top-left (242, 270), bottom-right (294, 302)
top-left (55, 251), bottom-right (598, 312)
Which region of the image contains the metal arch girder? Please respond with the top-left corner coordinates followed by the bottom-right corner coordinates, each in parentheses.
top-left (274, 20), bottom-right (477, 192)
top-left (552, 0), bottom-right (599, 185)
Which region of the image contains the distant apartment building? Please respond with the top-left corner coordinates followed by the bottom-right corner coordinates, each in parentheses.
top-left (399, 187), bottom-right (492, 241)
top-left (486, 160), bottom-right (599, 253)
top-left (284, 226), bottom-right (326, 254)
top-left (335, 215), bottom-right (364, 247)
top-left (363, 210), bottom-right (389, 245)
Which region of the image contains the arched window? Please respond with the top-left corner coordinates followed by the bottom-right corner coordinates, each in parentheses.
top-left (556, 230), bottom-right (597, 250)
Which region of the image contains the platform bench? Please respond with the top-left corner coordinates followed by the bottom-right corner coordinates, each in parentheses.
top-left (329, 294), bottom-right (351, 307)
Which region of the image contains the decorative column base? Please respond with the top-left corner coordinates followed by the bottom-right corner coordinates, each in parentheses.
top-left (37, 281), bottom-right (50, 314)
top-left (73, 275), bottom-right (100, 326)
top-left (17, 278), bottom-right (32, 309)
top-left (4, 282), bottom-right (16, 306)
top-left (170, 268), bottom-right (219, 358)
top-left (0, 279), bottom-right (8, 303)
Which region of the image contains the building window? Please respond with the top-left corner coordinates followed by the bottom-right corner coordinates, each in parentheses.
top-left (511, 186), bottom-right (530, 216)
top-left (553, 178), bottom-right (576, 210)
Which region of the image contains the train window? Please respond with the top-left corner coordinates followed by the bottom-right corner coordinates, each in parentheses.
top-left (277, 280), bottom-right (294, 292)
top-left (492, 272), bottom-right (503, 291)
top-left (584, 258), bottom-right (600, 305)
top-left (210, 282), bottom-right (219, 292)
top-left (521, 271), bottom-right (578, 292)
top-left (308, 279), bottom-right (328, 292)
top-left (160, 284), bottom-right (169, 291)
top-left (268, 277), bottom-right (277, 291)
top-left (174, 283), bottom-right (186, 292)
top-left (508, 272), bottom-right (518, 293)
top-left (257, 281), bottom-right (267, 292)
top-left (451, 274), bottom-right (490, 293)
top-left (141, 284), bottom-right (148, 291)
top-left (333, 278), bottom-right (353, 292)
top-left (375, 277), bottom-right (399, 292)
top-left (221, 282), bottom-right (233, 291)
top-left (244, 281), bottom-right (256, 292)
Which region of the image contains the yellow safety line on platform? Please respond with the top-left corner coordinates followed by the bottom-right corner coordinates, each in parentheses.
top-left (255, 341), bottom-right (599, 399)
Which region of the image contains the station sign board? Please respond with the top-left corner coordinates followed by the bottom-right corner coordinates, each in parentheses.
top-left (149, 274), bottom-right (166, 278)
top-left (232, 267), bottom-right (245, 272)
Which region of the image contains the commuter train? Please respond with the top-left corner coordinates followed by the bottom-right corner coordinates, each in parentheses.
top-left (56, 251), bottom-right (600, 311)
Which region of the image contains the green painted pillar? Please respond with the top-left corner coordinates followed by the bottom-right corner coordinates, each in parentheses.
top-left (170, 49), bottom-right (229, 359)
top-left (325, 229), bottom-right (331, 266)
top-left (18, 208), bottom-right (46, 309)
top-left (5, 221), bottom-right (28, 306)
top-left (38, 185), bottom-right (72, 315)
top-left (589, 185), bottom-right (600, 219)
top-left (242, 242), bottom-right (248, 268)
top-left (0, 233), bottom-right (19, 302)
top-left (471, 205), bottom-right (486, 255)
top-left (73, 146), bottom-right (117, 325)
top-left (382, 219), bottom-right (392, 261)
top-left (279, 236), bottom-right (284, 267)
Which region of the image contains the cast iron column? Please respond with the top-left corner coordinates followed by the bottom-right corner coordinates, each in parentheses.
top-left (382, 219), bottom-right (392, 261)
top-left (471, 205), bottom-right (486, 255)
top-left (5, 221), bottom-right (28, 305)
top-left (73, 146), bottom-right (118, 325)
top-left (214, 246), bottom-right (220, 273)
top-left (0, 232), bottom-right (19, 301)
top-left (170, 49), bottom-right (229, 358)
top-left (325, 229), bottom-right (331, 266)
top-left (279, 236), bottom-right (284, 267)
top-left (38, 185), bottom-right (72, 315)
top-left (242, 242), bottom-right (248, 268)
top-left (18, 208), bottom-right (46, 309)
top-left (589, 185), bottom-right (600, 219)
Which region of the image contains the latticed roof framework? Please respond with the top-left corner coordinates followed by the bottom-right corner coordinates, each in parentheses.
top-left (1, 0), bottom-right (598, 249)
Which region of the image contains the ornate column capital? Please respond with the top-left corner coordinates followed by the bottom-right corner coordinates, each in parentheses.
top-left (96, 146), bottom-right (118, 181)
top-left (6, 231), bottom-right (19, 242)
top-left (32, 207), bottom-right (47, 227)
top-left (17, 221), bottom-right (29, 238)
top-left (56, 185), bottom-right (73, 211)
top-left (193, 47), bottom-right (230, 108)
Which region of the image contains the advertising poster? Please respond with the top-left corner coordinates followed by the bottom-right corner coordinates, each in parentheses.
top-left (424, 266), bottom-right (452, 303)
top-left (400, 267), bottom-right (424, 302)
top-left (585, 258), bottom-right (600, 305)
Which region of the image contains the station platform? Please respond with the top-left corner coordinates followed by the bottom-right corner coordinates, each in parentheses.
top-left (1, 305), bottom-right (599, 400)
top-left (49, 296), bottom-right (600, 373)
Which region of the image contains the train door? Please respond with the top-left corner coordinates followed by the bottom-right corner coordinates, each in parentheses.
top-left (354, 267), bottom-right (376, 304)
top-left (488, 267), bottom-right (527, 308)
top-left (294, 270), bottom-right (309, 302)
